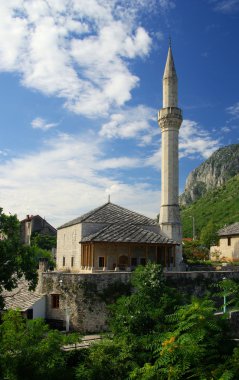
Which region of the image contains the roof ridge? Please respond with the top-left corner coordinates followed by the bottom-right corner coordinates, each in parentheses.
top-left (81, 202), bottom-right (109, 222)
top-left (107, 202), bottom-right (157, 223)
top-left (58, 202), bottom-right (157, 229)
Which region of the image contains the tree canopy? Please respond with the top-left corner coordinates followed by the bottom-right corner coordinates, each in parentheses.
top-left (0, 208), bottom-right (38, 307)
top-left (1, 262), bottom-right (239, 379)
top-left (0, 310), bottom-right (77, 380)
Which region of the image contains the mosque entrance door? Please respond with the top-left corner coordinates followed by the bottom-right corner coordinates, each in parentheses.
top-left (118, 255), bottom-right (128, 270)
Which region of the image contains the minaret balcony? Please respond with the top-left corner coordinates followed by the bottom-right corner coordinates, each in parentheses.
top-left (158, 107), bottom-right (182, 130)
top-left (158, 107), bottom-right (182, 120)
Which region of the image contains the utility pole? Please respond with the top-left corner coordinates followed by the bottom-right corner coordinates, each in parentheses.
top-left (190, 216), bottom-right (195, 240)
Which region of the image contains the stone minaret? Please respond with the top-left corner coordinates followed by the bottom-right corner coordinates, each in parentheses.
top-left (158, 45), bottom-right (183, 266)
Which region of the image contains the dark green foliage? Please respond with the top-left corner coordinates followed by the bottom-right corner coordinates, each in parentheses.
top-left (200, 220), bottom-right (220, 248)
top-left (109, 264), bottom-right (181, 338)
top-left (30, 232), bottom-right (56, 269)
top-left (75, 339), bottom-right (137, 380)
top-left (30, 245), bottom-right (56, 269)
top-left (130, 298), bottom-right (230, 380)
top-left (0, 208), bottom-right (38, 307)
top-left (75, 264), bottom-right (237, 380)
top-left (0, 310), bottom-right (77, 380)
top-left (31, 232), bottom-right (56, 251)
top-left (213, 278), bottom-right (239, 311)
top-left (181, 175), bottom-right (239, 238)
top-left (2, 263), bottom-right (239, 379)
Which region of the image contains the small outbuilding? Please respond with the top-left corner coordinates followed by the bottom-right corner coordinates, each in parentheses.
top-left (210, 222), bottom-right (239, 261)
top-left (2, 278), bottom-right (46, 320)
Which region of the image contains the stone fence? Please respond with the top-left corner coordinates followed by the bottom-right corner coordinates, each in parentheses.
top-left (40, 270), bottom-right (239, 332)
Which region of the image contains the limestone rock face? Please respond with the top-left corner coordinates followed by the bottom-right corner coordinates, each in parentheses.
top-left (180, 144), bottom-right (239, 206)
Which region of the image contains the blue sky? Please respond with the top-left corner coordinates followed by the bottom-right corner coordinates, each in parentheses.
top-left (0, 0), bottom-right (239, 227)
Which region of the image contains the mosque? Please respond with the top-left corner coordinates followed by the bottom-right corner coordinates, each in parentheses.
top-left (3, 46), bottom-right (184, 331)
top-left (56, 45), bottom-right (183, 272)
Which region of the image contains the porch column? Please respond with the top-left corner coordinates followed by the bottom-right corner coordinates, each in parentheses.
top-left (92, 243), bottom-right (95, 270)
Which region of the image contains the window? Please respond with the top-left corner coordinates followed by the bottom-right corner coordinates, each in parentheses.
top-left (140, 258), bottom-right (146, 266)
top-left (71, 257), bottom-right (74, 267)
top-left (51, 294), bottom-right (60, 309)
top-left (99, 257), bottom-right (105, 268)
top-left (228, 237), bottom-right (231, 246)
top-left (26, 309), bottom-right (33, 320)
top-left (131, 257), bottom-right (137, 266)
top-left (63, 256), bottom-right (65, 266)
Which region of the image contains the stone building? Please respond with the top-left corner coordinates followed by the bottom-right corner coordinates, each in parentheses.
top-left (210, 222), bottom-right (239, 261)
top-left (57, 201), bottom-right (177, 272)
top-left (20, 214), bottom-right (56, 245)
top-left (2, 277), bottom-right (46, 320)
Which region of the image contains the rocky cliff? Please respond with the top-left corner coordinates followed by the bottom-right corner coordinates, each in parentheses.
top-left (179, 144), bottom-right (239, 206)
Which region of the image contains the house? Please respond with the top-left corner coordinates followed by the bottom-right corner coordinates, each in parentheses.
top-left (20, 214), bottom-right (57, 245)
top-left (210, 222), bottom-right (239, 261)
top-left (56, 201), bottom-right (178, 272)
top-left (2, 278), bottom-right (46, 320)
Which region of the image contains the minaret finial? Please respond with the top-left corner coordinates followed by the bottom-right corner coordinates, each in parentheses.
top-left (169, 35), bottom-right (172, 48)
top-left (108, 194), bottom-right (111, 203)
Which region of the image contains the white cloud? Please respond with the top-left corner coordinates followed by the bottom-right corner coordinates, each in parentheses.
top-left (0, 132), bottom-right (158, 226)
top-left (0, 149), bottom-right (9, 157)
top-left (0, 0), bottom-right (158, 118)
top-left (99, 105), bottom-right (158, 144)
top-left (158, 0), bottom-right (176, 10)
top-left (221, 126), bottom-right (231, 133)
top-left (212, 0), bottom-right (239, 13)
top-left (31, 117), bottom-right (58, 131)
top-left (226, 102), bottom-right (239, 118)
top-left (179, 120), bottom-right (220, 159)
top-left (145, 119), bottom-right (221, 170)
top-left (145, 147), bottom-right (162, 169)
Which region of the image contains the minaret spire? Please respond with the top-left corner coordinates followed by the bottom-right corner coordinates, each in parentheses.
top-left (163, 44), bottom-right (178, 108)
top-left (158, 45), bottom-right (183, 269)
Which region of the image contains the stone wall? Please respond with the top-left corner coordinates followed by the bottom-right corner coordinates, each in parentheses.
top-left (40, 270), bottom-right (239, 333)
top-left (41, 272), bottom-right (131, 332)
top-left (165, 270), bottom-right (239, 297)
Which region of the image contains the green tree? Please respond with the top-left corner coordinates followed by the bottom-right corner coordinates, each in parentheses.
top-left (214, 278), bottom-right (239, 312)
top-left (0, 310), bottom-right (77, 380)
top-left (75, 339), bottom-right (137, 380)
top-left (31, 232), bottom-right (56, 251)
top-left (29, 245), bottom-right (56, 269)
top-left (131, 298), bottom-right (232, 380)
top-left (74, 266), bottom-right (237, 380)
top-left (200, 220), bottom-right (220, 248)
top-left (182, 239), bottom-right (209, 262)
top-left (110, 263), bottom-right (181, 339)
top-left (0, 208), bottom-right (38, 307)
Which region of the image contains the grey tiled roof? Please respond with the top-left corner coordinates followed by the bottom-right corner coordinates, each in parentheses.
top-left (2, 279), bottom-right (45, 311)
top-left (81, 223), bottom-right (176, 245)
top-left (218, 222), bottom-right (239, 237)
top-left (58, 202), bottom-right (158, 229)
